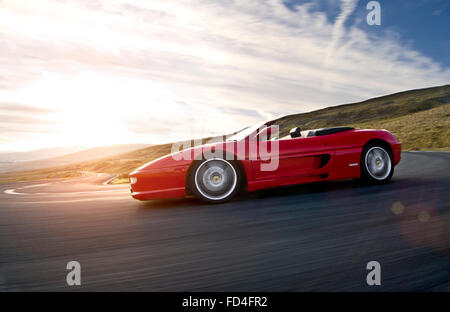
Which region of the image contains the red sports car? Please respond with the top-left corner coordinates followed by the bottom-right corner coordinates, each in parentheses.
top-left (129, 122), bottom-right (401, 203)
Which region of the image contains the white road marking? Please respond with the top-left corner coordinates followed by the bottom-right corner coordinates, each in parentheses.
top-left (3, 173), bottom-right (128, 196)
top-left (59, 189), bottom-right (128, 195)
top-left (22, 195), bottom-right (130, 204)
top-left (4, 189), bottom-right (49, 195)
top-left (22, 183), bottom-right (51, 189)
top-left (102, 175), bottom-right (119, 185)
top-left (3, 187), bottom-right (127, 196)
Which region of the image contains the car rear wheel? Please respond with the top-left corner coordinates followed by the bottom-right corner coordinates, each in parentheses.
top-left (361, 143), bottom-right (394, 184)
top-left (191, 158), bottom-right (240, 203)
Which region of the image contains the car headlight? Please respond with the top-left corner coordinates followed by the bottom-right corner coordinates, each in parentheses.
top-left (130, 177), bottom-right (137, 184)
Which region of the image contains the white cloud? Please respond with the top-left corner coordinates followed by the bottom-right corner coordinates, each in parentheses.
top-left (0, 0), bottom-right (448, 151)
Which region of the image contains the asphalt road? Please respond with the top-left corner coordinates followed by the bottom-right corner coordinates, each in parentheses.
top-left (0, 152), bottom-right (449, 291)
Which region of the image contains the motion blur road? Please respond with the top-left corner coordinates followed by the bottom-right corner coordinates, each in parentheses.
top-left (0, 152), bottom-right (449, 291)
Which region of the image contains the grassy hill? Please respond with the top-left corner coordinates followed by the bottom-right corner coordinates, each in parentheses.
top-left (0, 85), bottom-right (448, 184)
top-left (274, 84), bottom-right (450, 146)
top-left (0, 143), bottom-right (151, 173)
top-left (0, 146), bottom-right (87, 163)
top-left (0, 143), bottom-right (172, 184)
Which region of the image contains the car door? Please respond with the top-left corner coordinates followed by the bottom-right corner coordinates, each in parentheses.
top-left (251, 135), bottom-right (335, 180)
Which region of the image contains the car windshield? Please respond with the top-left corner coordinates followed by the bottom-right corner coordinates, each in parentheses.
top-left (226, 122), bottom-right (267, 141)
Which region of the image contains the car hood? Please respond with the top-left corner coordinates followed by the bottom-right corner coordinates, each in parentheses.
top-left (130, 141), bottom-right (230, 174)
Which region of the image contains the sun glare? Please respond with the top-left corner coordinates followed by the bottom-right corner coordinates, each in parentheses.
top-left (12, 72), bottom-right (170, 148)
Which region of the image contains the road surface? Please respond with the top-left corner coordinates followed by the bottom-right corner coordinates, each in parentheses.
top-left (0, 152), bottom-right (449, 291)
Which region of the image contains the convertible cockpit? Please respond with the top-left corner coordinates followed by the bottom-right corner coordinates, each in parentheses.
top-left (279, 126), bottom-right (355, 140)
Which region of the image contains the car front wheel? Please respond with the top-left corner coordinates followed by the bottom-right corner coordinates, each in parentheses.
top-left (191, 158), bottom-right (240, 203)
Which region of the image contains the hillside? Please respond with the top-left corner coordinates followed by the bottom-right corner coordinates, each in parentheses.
top-left (0, 85), bottom-right (448, 184)
top-left (0, 143), bottom-right (173, 184)
top-left (0, 146), bottom-right (87, 163)
top-left (274, 85), bottom-right (449, 142)
top-left (0, 146), bottom-right (87, 172)
top-left (0, 144), bottom-right (151, 173)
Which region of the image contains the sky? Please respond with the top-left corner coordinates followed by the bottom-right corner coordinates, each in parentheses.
top-left (0, 0), bottom-right (449, 152)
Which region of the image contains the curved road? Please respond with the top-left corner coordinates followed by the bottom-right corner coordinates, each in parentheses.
top-left (0, 152), bottom-right (449, 291)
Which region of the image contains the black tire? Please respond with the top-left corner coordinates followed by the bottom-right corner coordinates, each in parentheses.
top-left (360, 142), bottom-right (394, 184)
top-left (190, 158), bottom-right (241, 203)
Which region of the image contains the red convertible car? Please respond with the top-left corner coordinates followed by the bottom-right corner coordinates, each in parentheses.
top-left (129, 122), bottom-right (401, 203)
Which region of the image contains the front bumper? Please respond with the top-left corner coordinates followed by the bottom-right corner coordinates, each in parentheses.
top-left (129, 166), bottom-right (188, 200)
